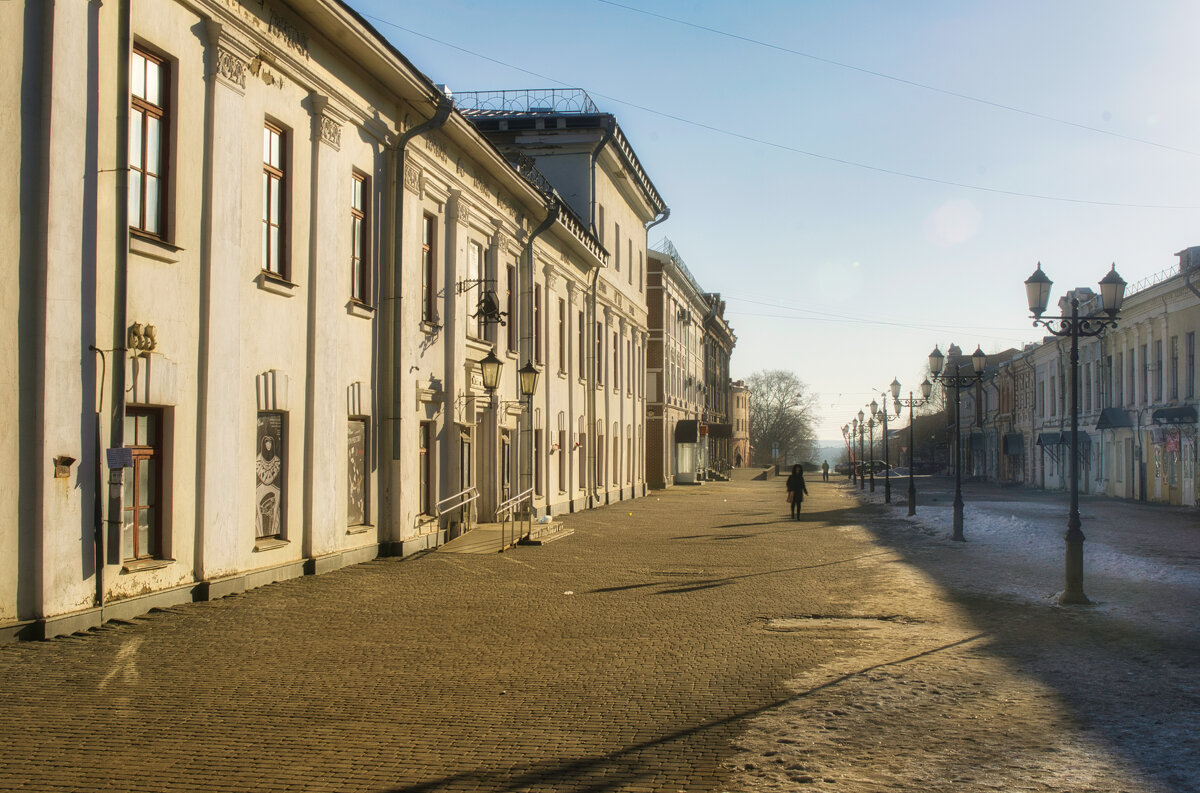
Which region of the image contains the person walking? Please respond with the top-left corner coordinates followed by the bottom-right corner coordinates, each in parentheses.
top-left (786, 463), bottom-right (808, 519)
top-left (821, 460), bottom-right (830, 481)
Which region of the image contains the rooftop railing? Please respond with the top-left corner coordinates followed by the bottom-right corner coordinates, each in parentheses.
top-left (452, 88), bottom-right (599, 116)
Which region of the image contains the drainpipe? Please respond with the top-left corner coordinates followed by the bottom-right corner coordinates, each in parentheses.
top-left (521, 201), bottom-right (559, 513)
top-left (645, 207), bottom-right (670, 234)
top-left (382, 95), bottom-right (451, 546)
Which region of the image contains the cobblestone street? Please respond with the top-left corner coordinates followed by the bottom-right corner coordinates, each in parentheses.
top-left (2, 475), bottom-right (1197, 792)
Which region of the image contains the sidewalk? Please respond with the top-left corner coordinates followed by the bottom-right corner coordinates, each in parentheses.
top-left (0, 477), bottom-right (1196, 792)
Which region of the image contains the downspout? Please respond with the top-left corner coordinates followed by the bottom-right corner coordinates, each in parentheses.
top-left (521, 201), bottom-right (559, 512)
top-left (383, 95), bottom-right (451, 545)
top-left (95, 0), bottom-right (132, 609)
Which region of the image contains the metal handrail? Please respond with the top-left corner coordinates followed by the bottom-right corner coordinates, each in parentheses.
top-left (495, 487), bottom-right (534, 552)
top-left (435, 486), bottom-right (479, 544)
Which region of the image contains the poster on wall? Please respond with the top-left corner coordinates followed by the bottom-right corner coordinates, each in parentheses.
top-left (348, 420), bottom-right (366, 526)
top-left (256, 413), bottom-right (284, 539)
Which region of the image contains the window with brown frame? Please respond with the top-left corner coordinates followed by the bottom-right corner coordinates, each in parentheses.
top-left (419, 421), bottom-right (434, 515)
top-left (577, 310), bottom-right (585, 380)
top-left (506, 264), bottom-right (517, 352)
top-left (123, 408), bottom-right (163, 561)
top-left (422, 214), bottom-right (437, 324)
top-left (350, 172), bottom-right (369, 303)
top-left (129, 47), bottom-right (168, 237)
top-left (262, 123), bottom-right (287, 277)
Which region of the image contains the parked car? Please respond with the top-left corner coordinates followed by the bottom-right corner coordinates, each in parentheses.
top-left (834, 462), bottom-right (854, 475)
top-left (854, 460), bottom-right (892, 476)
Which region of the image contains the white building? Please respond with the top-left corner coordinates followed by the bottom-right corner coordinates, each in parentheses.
top-left (1, 1), bottom-right (650, 640)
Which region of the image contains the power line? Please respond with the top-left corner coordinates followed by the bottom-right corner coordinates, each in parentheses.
top-left (596, 0), bottom-right (1200, 159)
top-left (360, 11), bottom-right (1200, 210)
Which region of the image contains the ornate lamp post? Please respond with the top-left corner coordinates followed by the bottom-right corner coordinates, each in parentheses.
top-left (842, 423), bottom-right (854, 484)
top-left (857, 409), bottom-right (866, 491)
top-left (929, 344), bottom-right (987, 541)
top-left (1024, 262), bottom-right (1126, 604)
top-left (875, 381), bottom-right (903, 504)
top-left (896, 377), bottom-right (933, 516)
top-left (866, 404), bottom-right (878, 494)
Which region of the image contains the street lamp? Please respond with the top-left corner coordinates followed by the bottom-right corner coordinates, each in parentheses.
top-left (841, 423), bottom-right (854, 485)
top-left (1024, 261), bottom-right (1126, 604)
top-left (875, 380), bottom-right (903, 504)
top-left (929, 344), bottom-right (987, 541)
top-left (857, 409), bottom-right (866, 491)
top-left (518, 360), bottom-right (540, 398)
top-left (896, 377), bottom-right (933, 516)
top-left (867, 401), bottom-right (878, 493)
top-left (480, 348), bottom-right (503, 393)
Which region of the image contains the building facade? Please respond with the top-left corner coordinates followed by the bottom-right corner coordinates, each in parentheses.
top-left (730, 380), bottom-right (751, 467)
top-left (645, 239), bottom-right (714, 487)
top-left (2, 2), bottom-right (670, 640)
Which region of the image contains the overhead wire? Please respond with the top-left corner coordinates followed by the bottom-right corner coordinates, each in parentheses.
top-left (357, 11), bottom-right (1200, 211)
top-left (596, 0), bottom-right (1200, 159)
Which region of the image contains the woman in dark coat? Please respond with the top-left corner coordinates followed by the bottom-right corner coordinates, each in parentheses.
top-left (786, 464), bottom-right (808, 519)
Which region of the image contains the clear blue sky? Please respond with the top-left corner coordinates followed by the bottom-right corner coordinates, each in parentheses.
top-left (350, 0), bottom-right (1200, 440)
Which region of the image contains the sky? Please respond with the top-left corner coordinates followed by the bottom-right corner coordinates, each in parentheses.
top-left (349, 0), bottom-right (1200, 441)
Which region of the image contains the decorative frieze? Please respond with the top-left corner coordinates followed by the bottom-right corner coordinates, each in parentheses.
top-left (403, 162), bottom-right (422, 194)
top-left (214, 46), bottom-right (246, 89)
top-left (320, 116), bottom-right (341, 150)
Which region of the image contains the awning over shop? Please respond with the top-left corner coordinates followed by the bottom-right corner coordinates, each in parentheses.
top-left (1152, 406), bottom-right (1198, 425)
top-left (675, 419), bottom-right (699, 443)
top-left (1096, 407), bottom-right (1133, 430)
top-left (1003, 433), bottom-right (1024, 455)
top-left (1058, 431), bottom-right (1091, 449)
top-left (1035, 432), bottom-right (1060, 446)
top-left (707, 423), bottom-right (733, 439)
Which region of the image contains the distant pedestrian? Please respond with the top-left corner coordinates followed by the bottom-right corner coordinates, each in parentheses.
top-left (821, 460), bottom-right (830, 482)
top-left (786, 464), bottom-right (808, 519)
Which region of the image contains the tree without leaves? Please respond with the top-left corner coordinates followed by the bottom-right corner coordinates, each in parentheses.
top-left (746, 369), bottom-right (819, 465)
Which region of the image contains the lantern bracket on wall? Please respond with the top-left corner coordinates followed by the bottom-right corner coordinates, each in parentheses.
top-left (455, 278), bottom-right (507, 327)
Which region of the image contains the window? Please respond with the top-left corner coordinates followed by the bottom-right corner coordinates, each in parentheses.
top-left (612, 424), bottom-right (620, 485)
top-left (534, 284), bottom-right (543, 364)
top-left (1127, 351), bottom-right (1135, 405)
top-left (1171, 336), bottom-right (1179, 400)
top-left (1049, 376), bottom-right (1056, 416)
top-left (627, 338), bottom-right (633, 394)
top-left (350, 173), bottom-right (369, 302)
top-left (1155, 340), bottom-right (1164, 401)
top-left (467, 241), bottom-right (484, 339)
top-left (507, 264), bottom-right (517, 352)
top-left (255, 413), bottom-right (286, 539)
top-left (419, 421), bottom-right (434, 515)
top-left (613, 332), bottom-right (620, 392)
top-left (130, 47), bottom-right (168, 237)
top-left (558, 299), bottom-right (567, 373)
top-left (578, 425), bottom-right (588, 491)
top-left (1140, 344), bottom-right (1148, 403)
top-left (534, 429), bottom-right (543, 496)
top-left (558, 428), bottom-right (567, 493)
top-left (577, 310), bottom-right (586, 379)
top-left (123, 408), bottom-right (163, 561)
top-left (614, 223), bottom-right (621, 271)
top-left (348, 419), bottom-right (368, 526)
top-left (1116, 352), bottom-right (1124, 407)
top-left (421, 214), bottom-right (437, 324)
top-left (1084, 363), bottom-right (1092, 413)
top-left (627, 239), bottom-right (633, 284)
top-left (262, 123), bottom-right (287, 277)
top-left (596, 322), bottom-right (604, 386)
top-left (1188, 333), bottom-right (1195, 399)
top-left (638, 251), bottom-right (643, 293)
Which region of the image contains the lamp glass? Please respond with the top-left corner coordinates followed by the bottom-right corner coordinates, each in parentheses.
top-left (972, 346), bottom-right (987, 374)
top-left (480, 348), bottom-right (503, 392)
top-left (858, 409), bottom-right (865, 422)
top-left (870, 399), bottom-right (878, 415)
top-left (890, 378), bottom-right (901, 399)
top-left (1025, 262), bottom-right (1052, 316)
top-left (920, 377), bottom-right (933, 400)
top-left (518, 360), bottom-right (540, 397)
top-left (1099, 264), bottom-right (1126, 316)
top-left (928, 346), bottom-right (945, 376)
